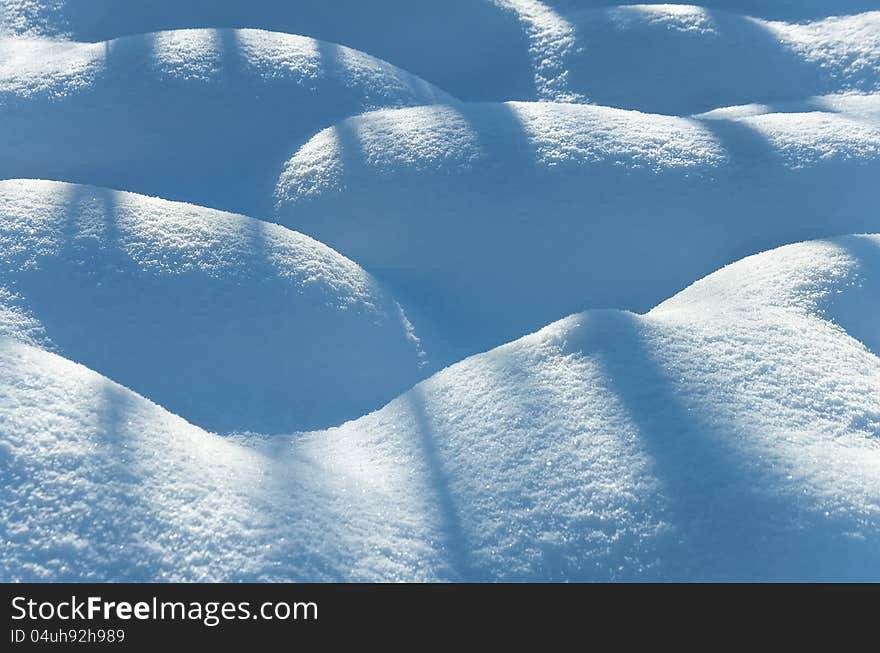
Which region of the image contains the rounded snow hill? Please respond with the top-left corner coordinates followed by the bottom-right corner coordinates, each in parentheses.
top-left (0, 338), bottom-right (447, 581)
top-left (541, 6), bottom-right (880, 113)
top-left (322, 234), bottom-right (880, 580)
top-left (5, 234), bottom-right (880, 581)
top-left (0, 0), bottom-right (535, 102)
top-left (3, 2), bottom-right (878, 104)
top-left (0, 29), bottom-right (451, 216)
top-left (477, 3), bottom-right (880, 106)
top-left (275, 99), bottom-right (880, 358)
top-left (532, 1), bottom-right (880, 21)
top-left (694, 91), bottom-right (880, 122)
top-left (0, 179), bottom-right (426, 435)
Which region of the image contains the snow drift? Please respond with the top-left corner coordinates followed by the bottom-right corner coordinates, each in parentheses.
top-left (3, 0), bottom-right (880, 584)
top-left (325, 234), bottom-right (880, 580)
top-left (7, 2), bottom-right (878, 105)
top-left (0, 29), bottom-right (450, 215)
top-left (532, 6), bottom-right (880, 112)
top-left (3, 235), bottom-right (880, 581)
top-left (275, 98), bottom-right (880, 358)
top-left (0, 337), bottom-right (447, 581)
top-left (0, 179), bottom-right (426, 434)
top-left (0, 0), bottom-right (533, 102)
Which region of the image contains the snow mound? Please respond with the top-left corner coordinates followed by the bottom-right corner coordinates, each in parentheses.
top-left (695, 91), bottom-right (880, 121)
top-left (319, 234), bottom-right (880, 580)
top-left (0, 337), bottom-right (446, 581)
top-left (0, 179), bottom-right (426, 434)
top-left (0, 0), bottom-right (534, 102)
top-left (9, 2), bottom-right (877, 105)
top-left (0, 29), bottom-right (451, 215)
top-left (275, 99), bottom-right (880, 358)
top-left (537, 6), bottom-right (880, 112)
top-left (4, 234), bottom-right (880, 581)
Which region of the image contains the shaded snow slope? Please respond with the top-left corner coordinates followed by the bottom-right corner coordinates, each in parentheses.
top-left (8, 2), bottom-right (878, 105)
top-left (0, 0), bottom-right (535, 102)
top-left (4, 235), bottom-right (880, 581)
top-left (0, 30), bottom-right (450, 216)
top-left (695, 91), bottom-right (880, 121)
top-left (275, 99), bottom-right (880, 358)
top-left (536, 6), bottom-right (880, 112)
top-left (521, 1), bottom-right (880, 21)
top-left (0, 180), bottom-right (426, 434)
top-left (315, 234), bottom-right (880, 580)
top-left (0, 337), bottom-right (448, 581)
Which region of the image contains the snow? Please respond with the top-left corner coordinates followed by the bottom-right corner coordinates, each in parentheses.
top-left (4, 235), bottom-right (880, 580)
top-left (275, 99), bottom-right (880, 360)
top-left (0, 29), bottom-right (450, 215)
top-left (0, 0), bottom-right (536, 101)
top-left (3, 1), bottom-right (880, 582)
top-left (0, 179), bottom-right (426, 434)
top-left (318, 235), bottom-right (880, 580)
top-left (8, 2), bottom-right (880, 105)
top-left (0, 337), bottom-right (447, 581)
top-left (550, 7), bottom-right (880, 113)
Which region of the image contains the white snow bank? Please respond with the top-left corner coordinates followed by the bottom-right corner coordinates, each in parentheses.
top-left (275, 100), bottom-right (880, 359)
top-left (0, 30), bottom-right (450, 216)
top-left (0, 0), bottom-right (534, 102)
top-left (320, 234), bottom-right (880, 580)
top-left (0, 179), bottom-right (426, 434)
top-left (0, 337), bottom-right (447, 581)
top-left (525, 2), bottom-right (880, 21)
top-left (695, 91), bottom-right (880, 121)
top-left (8, 2), bottom-right (877, 105)
top-left (5, 235), bottom-right (880, 580)
top-left (502, 4), bottom-right (880, 110)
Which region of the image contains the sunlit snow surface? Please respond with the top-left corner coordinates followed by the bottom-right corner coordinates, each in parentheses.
top-left (1, 1), bottom-right (880, 581)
